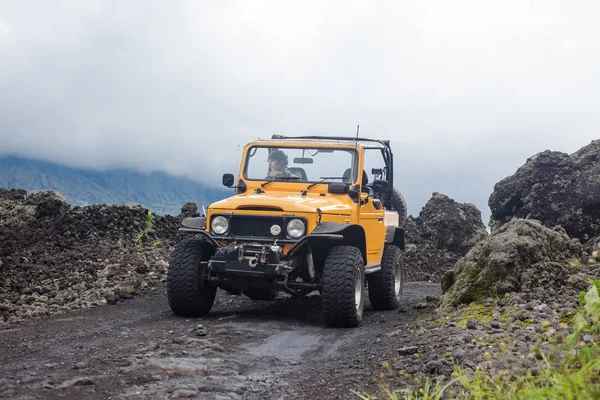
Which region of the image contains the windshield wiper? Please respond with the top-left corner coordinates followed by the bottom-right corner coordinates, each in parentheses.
top-left (261, 176), bottom-right (302, 187)
top-left (306, 176), bottom-right (344, 190)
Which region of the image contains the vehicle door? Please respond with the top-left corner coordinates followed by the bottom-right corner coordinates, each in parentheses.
top-left (357, 151), bottom-right (386, 265)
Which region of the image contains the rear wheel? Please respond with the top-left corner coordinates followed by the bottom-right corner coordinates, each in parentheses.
top-left (243, 289), bottom-right (279, 301)
top-left (321, 246), bottom-right (365, 328)
top-left (392, 188), bottom-right (407, 228)
top-left (368, 244), bottom-right (404, 310)
top-left (167, 238), bottom-right (217, 317)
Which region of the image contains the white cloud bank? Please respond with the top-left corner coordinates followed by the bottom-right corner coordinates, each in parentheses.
top-left (1, 0), bottom-right (599, 222)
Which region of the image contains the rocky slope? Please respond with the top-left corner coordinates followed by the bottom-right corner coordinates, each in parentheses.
top-left (0, 188), bottom-right (183, 326)
top-left (372, 217), bottom-right (599, 397)
top-left (0, 187), bottom-right (480, 327)
top-left (372, 139), bottom-right (600, 397)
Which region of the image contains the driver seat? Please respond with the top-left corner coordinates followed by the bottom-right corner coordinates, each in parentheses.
top-left (342, 169), bottom-right (372, 194)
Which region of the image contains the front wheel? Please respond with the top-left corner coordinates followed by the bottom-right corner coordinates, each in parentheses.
top-left (368, 244), bottom-right (404, 310)
top-left (321, 246), bottom-right (365, 328)
top-left (167, 238), bottom-right (217, 317)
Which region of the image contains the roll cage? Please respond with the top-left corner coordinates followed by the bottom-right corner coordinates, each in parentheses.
top-left (270, 134), bottom-right (395, 211)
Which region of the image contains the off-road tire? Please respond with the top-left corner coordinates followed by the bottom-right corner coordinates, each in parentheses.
top-left (243, 289), bottom-right (279, 301)
top-left (167, 238), bottom-right (217, 317)
top-left (368, 244), bottom-right (404, 310)
top-left (321, 246), bottom-right (365, 328)
top-left (392, 188), bottom-right (407, 228)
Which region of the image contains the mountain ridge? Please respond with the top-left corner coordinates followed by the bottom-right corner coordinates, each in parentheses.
top-left (0, 156), bottom-right (230, 215)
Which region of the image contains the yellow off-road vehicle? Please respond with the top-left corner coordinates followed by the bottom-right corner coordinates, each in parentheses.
top-left (167, 135), bottom-right (407, 327)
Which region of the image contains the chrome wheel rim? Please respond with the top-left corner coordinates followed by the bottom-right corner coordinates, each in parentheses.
top-left (394, 261), bottom-right (402, 296)
top-left (355, 266), bottom-right (364, 313)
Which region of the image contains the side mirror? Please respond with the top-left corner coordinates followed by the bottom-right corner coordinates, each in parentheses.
top-left (222, 173), bottom-right (235, 187)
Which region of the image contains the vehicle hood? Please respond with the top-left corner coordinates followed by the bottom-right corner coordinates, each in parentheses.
top-left (210, 192), bottom-right (353, 215)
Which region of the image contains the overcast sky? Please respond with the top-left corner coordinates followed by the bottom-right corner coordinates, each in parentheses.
top-left (1, 1), bottom-right (599, 223)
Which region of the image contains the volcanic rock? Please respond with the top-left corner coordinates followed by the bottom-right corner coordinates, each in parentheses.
top-left (404, 216), bottom-right (461, 282)
top-left (179, 202), bottom-right (199, 218)
top-left (404, 193), bottom-right (487, 282)
top-left (30, 191), bottom-right (70, 218)
top-left (0, 189), bottom-right (185, 325)
top-left (441, 219), bottom-right (582, 308)
top-left (489, 139), bottom-right (600, 241)
top-left (416, 193), bottom-right (488, 256)
top-left (0, 188), bottom-right (27, 201)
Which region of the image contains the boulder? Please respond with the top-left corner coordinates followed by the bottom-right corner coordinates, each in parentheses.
top-left (441, 219), bottom-right (581, 308)
top-left (404, 193), bottom-right (487, 282)
top-left (0, 188), bottom-right (27, 202)
top-left (27, 191), bottom-right (70, 218)
top-left (416, 193), bottom-right (488, 256)
top-left (403, 216), bottom-right (461, 282)
top-left (26, 190), bottom-right (67, 206)
top-left (489, 139), bottom-right (600, 241)
top-left (179, 202), bottom-right (199, 218)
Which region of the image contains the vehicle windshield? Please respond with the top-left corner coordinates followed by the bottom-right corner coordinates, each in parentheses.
top-left (244, 146), bottom-right (358, 184)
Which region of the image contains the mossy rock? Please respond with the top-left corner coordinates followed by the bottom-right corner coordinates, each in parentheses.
top-left (441, 219), bottom-right (581, 308)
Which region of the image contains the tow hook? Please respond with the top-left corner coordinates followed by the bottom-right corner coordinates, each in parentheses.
top-left (248, 256), bottom-right (259, 268)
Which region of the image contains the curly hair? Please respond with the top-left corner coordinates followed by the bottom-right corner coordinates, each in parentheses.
top-left (268, 149), bottom-right (288, 167)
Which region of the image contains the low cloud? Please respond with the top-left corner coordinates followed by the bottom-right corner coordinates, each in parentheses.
top-left (1, 1), bottom-right (599, 223)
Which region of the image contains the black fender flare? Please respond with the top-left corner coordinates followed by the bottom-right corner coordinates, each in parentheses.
top-left (179, 217), bottom-right (220, 248)
top-left (288, 222), bottom-right (367, 264)
top-left (385, 226), bottom-right (405, 250)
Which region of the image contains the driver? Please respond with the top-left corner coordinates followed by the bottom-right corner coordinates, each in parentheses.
top-left (266, 150), bottom-right (300, 179)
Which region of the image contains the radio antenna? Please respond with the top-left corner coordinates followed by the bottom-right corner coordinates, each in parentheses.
top-left (355, 125), bottom-right (359, 149)
top-left (235, 144), bottom-right (241, 178)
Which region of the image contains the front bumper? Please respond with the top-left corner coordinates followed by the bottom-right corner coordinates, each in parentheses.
top-left (208, 243), bottom-right (293, 277)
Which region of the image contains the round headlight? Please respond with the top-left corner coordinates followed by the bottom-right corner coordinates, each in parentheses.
top-left (211, 216), bottom-right (229, 235)
top-left (270, 224), bottom-right (282, 236)
top-left (286, 219), bottom-right (305, 239)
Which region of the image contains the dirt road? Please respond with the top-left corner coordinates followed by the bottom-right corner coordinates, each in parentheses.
top-left (0, 282), bottom-right (440, 400)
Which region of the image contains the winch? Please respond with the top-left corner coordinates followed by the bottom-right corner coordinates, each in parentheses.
top-left (207, 243), bottom-right (293, 276)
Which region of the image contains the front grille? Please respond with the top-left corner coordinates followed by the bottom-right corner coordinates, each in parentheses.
top-left (230, 215), bottom-right (285, 238)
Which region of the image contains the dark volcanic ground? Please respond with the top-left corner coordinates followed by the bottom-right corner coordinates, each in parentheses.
top-left (0, 282), bottom-right (440, 400)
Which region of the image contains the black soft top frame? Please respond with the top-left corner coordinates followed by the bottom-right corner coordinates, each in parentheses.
top-left (270, 134), bottom-right (395, 211)
top-left (271, 134), bottom-right (389, 147)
